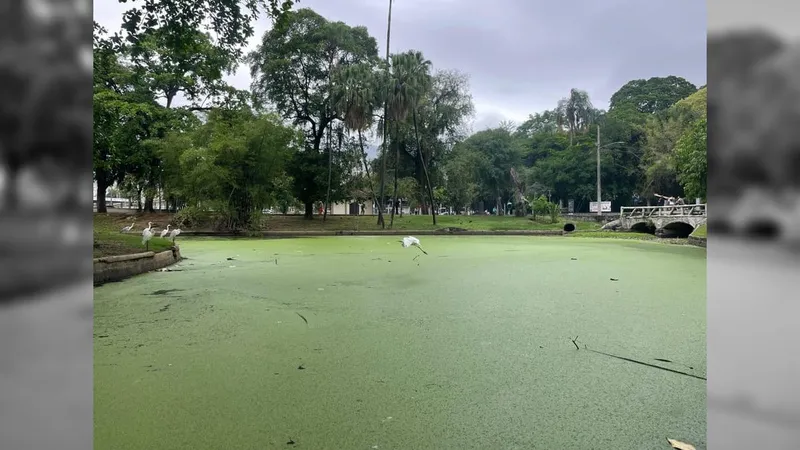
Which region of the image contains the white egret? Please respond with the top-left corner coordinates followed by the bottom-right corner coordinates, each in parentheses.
top-left (160, 224), bottom-right (171, 238)
top-left (400, 236), bottom-right (427, 254)
top-left (121, 221), bottom-right (135, 233)
top-left (142, 222), bottom-right (153, 251)
top-left (169, 227), bottom-right (181, 244)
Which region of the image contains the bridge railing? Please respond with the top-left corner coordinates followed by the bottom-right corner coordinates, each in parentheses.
top-left (620, 203), bottom-right (707, 218)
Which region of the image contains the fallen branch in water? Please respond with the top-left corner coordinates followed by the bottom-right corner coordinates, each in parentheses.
top-left (572, 338), bottom-right (705, 381)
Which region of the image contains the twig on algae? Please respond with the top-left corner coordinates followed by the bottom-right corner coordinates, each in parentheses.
top-left (571, 337), bottom-right (706, 381)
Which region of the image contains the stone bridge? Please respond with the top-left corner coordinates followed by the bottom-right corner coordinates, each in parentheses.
top-left (617, 204), bottom-right (707, 237)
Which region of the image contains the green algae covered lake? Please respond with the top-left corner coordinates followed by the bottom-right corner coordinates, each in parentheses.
top-left (94, 237), bottom-right (706, 449)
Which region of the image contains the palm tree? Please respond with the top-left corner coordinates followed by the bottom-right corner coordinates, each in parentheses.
top-left (557, 88), bottom-right (595, 146)
top-left (377, 0), bottom-right (394, 228)
top-left (384, 51), bottom-right (433, 226)
top-left (332, 63), bottom-right (383, 224)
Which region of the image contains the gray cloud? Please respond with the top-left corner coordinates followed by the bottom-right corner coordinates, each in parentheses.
top-left (95, 0), bottom-right (706, 131)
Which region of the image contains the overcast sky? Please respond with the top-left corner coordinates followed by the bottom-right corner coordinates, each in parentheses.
top-left (95, 0), bottom-right (706, 133)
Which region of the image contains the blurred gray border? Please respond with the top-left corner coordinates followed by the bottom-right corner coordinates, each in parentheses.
top-left (708, 0), bottom-right (800, 448)
top-left (0, 1), bottom-right (93, 449)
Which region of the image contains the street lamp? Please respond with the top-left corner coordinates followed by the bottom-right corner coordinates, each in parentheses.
top-left (595, 125), bottom-right (627, 216)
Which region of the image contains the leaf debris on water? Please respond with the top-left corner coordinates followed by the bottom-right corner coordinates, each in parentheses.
top-left (666, 438), bottom-right (696, 450)
top-left (296, 312), bottom-right (308, 325)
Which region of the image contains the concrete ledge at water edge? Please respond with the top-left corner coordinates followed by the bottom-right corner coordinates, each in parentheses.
top-left (179, 229), bottom-right (566, 237)
top-left (93, 246), bottom-right (182, 286)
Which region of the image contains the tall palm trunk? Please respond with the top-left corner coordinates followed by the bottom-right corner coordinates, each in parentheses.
top-left (377, 0), bottom-right (393, 228)
top-left (412, 109), bottom-right (436, 225)
top-left (389, 122), bottom-right (400, 228)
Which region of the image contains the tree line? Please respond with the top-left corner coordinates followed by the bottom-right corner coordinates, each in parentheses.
top-left (93, 1), bottom-right (707, 230)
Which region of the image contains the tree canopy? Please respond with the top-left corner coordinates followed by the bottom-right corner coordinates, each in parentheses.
top-left (92, 2), bottom-right (707, 229)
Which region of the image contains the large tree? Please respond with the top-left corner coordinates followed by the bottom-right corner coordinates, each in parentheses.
top-left (608, 76), bottom-right (697, 114)
top-left (639, 87), bottom-right (706, 199)
top-left (117, 0), bottom-right (298, 59)
top-left (249, 8), bottom-right (379, 218)
top-left (398, 69), bottom-right (475, 214)
top-left (557, 88), bottom-right (596, 146)
top-left (385, 50), bottom-right (434, 227)
top-left (675, 117), bottom-right (707, 201)
top-left (459, 128), bottom-right (522, 215)
top-left (332, 62), bottom-right (384, 223)
top-left (156, 108), bottom-right (300, 229)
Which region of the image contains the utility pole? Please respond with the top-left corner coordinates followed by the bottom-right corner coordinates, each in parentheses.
top-left (596, 125), bottom-right (602, 216)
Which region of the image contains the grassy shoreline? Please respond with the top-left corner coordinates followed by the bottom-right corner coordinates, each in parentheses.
top-left (93, 212), bottom-right (704, 257)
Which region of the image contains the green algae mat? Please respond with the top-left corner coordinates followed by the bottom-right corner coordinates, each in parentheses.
top-left (94, 237), bottom-right (706, 449)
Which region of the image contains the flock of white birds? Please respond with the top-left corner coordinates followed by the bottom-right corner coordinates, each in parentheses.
top-left (120, 221), bottom-right (181, 251)
top-left (122, 221), bottom-right (424, 256)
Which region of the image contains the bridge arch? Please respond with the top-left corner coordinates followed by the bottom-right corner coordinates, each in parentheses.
top-left (660, 221), bottom-right (695, 238)
top-left (630, 221), bottom-right (656, 234)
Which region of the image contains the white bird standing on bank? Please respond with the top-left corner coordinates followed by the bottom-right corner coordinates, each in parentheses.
top-left (400, 236), bottom-right (427, 254)
top-left (142, 222), bottom-right (153, 250)
top-left (169, 227), bottom-right (181, 244)
top-left (121, 221), bottom-right (135, 233)
top-left (160, 224), bottom-right (171, 238)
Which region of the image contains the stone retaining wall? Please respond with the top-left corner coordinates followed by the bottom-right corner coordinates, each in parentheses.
top-left (93, 247), bottom-right (181, 285)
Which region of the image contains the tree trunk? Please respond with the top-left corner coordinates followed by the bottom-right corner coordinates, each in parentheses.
top-left (377, 120), bottom-right (388, 226)
top-left (304, 201), bottom-right (313, 220)
top-left (357, 129), bottom-right (381, 222)
top-left (412, 110), bottom-right (436, 225)
top-left (389, 124), bottom-right (399, 228)
top-left (95, 176), bottom-right (109, 213)
top-left (135, 188), bottom-right (142, 211)
top-left (144, 196), bottom-right (154, 213)
top-left (323, 146), bottom-right (332, 223)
